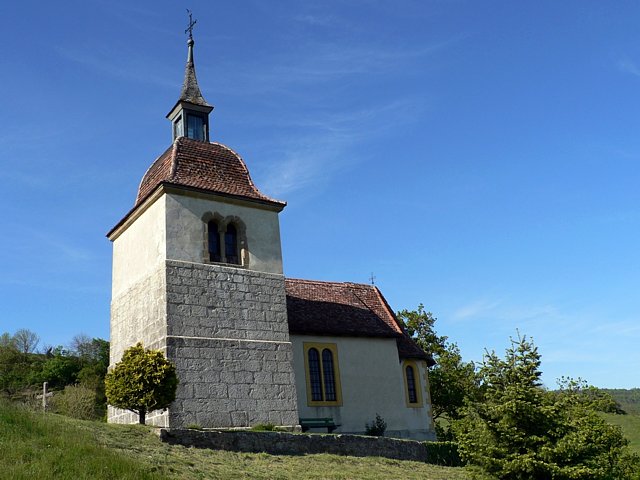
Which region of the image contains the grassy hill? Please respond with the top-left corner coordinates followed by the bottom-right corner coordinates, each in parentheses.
top-left (599, 388), bottom-right (640, 454)
top-left (602, 412), bottom-right (640, 455)
top-left (604, 388), bottom-right (640, 415)
top-left (0, 401), bottom-right (469, 480)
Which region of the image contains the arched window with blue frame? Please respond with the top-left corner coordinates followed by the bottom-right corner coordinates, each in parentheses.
top-left (225, 223), bottom-right (239, 264)
top-left (208, 220), bottom-right (221, 262)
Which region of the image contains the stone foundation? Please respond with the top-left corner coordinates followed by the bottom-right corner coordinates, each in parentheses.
top-left (160, 429), bottom-right (431, 462)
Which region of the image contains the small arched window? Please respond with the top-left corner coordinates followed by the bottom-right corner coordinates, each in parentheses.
top-left (403, 360), bottom-right (423, 407)
top-left (406, 365), bottom-right (418, 404)
top-left (308, 348), bottom-right (322, 401)
top-left (225, 224), bottom-right (239, 264)
top-left (322, 349), bottom-right (337, 401)
top-left (208, 221), bottom-right (221, 262)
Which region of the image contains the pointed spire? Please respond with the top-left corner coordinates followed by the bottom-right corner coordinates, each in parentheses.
top-left (167, 10), bottom-right (213, 142)
top-left (178, 36), bottom-right (212, 108)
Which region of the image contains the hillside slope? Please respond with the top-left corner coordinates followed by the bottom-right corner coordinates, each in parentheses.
top-left (0, 402), bottom-right (468, 480)
top-left (604, 388), bottom-right (640, 415)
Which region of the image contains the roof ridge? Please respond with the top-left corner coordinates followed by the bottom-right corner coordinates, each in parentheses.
top-left (211, 141), bottom-right (284, 205)
top-left (136, 144), bottom-right (175, 198)
top-left (285, 277), bottom-right (376, 289)
top-left (371, 286), bottom-right (403, 334)
top-left (168, 137), bottom-right (181, 181)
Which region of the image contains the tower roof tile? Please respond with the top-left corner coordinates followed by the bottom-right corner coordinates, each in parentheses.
top-left (136, 136), bottom-right (285, 208)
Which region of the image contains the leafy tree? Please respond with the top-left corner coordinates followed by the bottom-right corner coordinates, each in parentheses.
top-left (76, 338), bottom-right (110, 416)
top-left (397, 305), bottom-right (448, 357)
top-left (105, 343), bottom-right (178, 424)
top-left (12, 329), bottom-right (40, 354)
top-left (30, 350), bottom-right (83, 389)
top-left (0, 332), bottom-right (14, 348)
top-left (454, 334), bottom-right (640, 479)
top-left (555, 376), bottom-right (624, 414)
top-left (397, 305), bottom-right (480, 438)
top-left (0, 340), bottom-right (33, 395)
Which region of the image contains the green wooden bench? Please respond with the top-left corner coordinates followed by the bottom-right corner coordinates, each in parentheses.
top-left (299, 417), bottom-right (339, 433)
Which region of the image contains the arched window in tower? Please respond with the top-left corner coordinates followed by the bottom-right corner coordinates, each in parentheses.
top-left (307, 348), bottom-right (322, 401)
top-left (225, 224), bottom-right (239, 264)
top-left (322, 348), bottom-right (337, 401)
top-left (207, 220), bottom-right (221, 262)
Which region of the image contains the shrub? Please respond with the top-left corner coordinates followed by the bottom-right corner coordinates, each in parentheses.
top-left (105, 343), bottom-right (178, 424)
top-left (364, 413), bottom-right (387, 436)
top-left (50, 385), bottom-right (99, 420)
top-left (424, 441), bottom-right (462, 467)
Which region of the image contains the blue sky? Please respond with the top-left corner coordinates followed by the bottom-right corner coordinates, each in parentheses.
top-left (1, 0), bottom-right (639, 388)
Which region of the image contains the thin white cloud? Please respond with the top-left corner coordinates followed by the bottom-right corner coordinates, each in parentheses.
top-left (618, 57), bottom-right (640, 77)
top-left (55, 46), bottom-right (176, 89)
top-left (257, 98), bottom-right (425, 197)
top-left (589, 319), bottom-right (640, 336)
top-left (207, 37), bottom-right (458, 97)
top-left (7, 226), bottom-right (94, 264)
top-left (259, 130), bottom-right (353, 196)
top-left (452, 299), bottom-right (502, 321)
top-left (292, 14), bottom-right (339, 27)
top-left (451, 297), bottom-right (564, 327)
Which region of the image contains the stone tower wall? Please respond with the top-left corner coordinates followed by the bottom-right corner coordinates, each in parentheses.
top-left (108, 264), bottom-right (169, 426)
top-left (164, 259), bottom-right (298, 428)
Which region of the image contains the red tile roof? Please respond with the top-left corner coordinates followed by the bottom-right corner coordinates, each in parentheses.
top-left (285, 278), bottom-right (433, 363)
top-left (136, 137), bottom-right (285, 208)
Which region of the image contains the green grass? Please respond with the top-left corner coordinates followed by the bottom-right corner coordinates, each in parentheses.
top-left (602, 412), bottom-right (640, 454)
top-left (0, 401), bottom-right (470, 479)
top-left (0, 401), bottom-right (164, 480)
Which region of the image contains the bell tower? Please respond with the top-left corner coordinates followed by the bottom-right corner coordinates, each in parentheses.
top-left (107, 13), bottom-right (299, 429)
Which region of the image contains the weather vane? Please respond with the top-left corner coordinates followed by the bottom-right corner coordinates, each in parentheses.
top-left (185, 9), bottom-right (197, 39)
top-left (369, 272), bottom-right (376, 285)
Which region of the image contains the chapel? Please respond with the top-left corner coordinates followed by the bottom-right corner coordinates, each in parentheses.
top-left (107, 25), bottom-right (436, 440)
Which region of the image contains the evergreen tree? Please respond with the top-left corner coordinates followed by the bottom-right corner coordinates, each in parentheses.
top-left (454, 334), bottom-right (639, 479)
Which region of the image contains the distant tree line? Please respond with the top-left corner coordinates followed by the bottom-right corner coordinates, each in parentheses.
top-left (601, 388), bottom-right (640, 415)
top-left (0, 329), bottom-right (109, 419)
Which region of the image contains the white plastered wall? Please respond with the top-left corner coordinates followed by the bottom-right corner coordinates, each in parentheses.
top-left (165, 193), bottom-right (284, 274)
top-left (109, 197), bottom-right (169, 426)
top-left (111, 197), bottom-right (167, 299)
top-left (290, 335), bottom-right (435, 440)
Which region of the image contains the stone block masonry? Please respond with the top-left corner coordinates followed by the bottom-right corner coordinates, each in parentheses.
top-left (164, 260), bottom-right (299, 429)
top-left (160, 429), bottom-right (432, 463)
top-left (109, 264), bottom-right (169, 427)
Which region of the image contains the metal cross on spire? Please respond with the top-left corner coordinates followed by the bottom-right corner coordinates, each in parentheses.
top-left (185, 9), bottom-right (197, 39)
